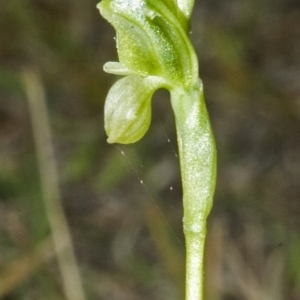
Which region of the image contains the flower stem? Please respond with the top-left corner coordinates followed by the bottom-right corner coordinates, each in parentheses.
top-left (170, 81), bottom-right (217, 300)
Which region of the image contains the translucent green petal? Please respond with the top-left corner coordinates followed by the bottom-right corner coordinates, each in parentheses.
top-left (104, 75), bottom-right (160, 144)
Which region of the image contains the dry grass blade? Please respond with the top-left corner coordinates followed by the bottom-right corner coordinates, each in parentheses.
top-left (22, 68), bottom-right (86, 300)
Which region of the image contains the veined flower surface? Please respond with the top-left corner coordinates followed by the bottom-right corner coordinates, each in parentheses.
top-left (104, 75), bottom-right (162, 144)
top-left (98, 0), bottom-right (198, 87)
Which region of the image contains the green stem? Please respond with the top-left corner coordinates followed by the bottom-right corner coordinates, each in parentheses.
top-left (170, 81), bottom-right (217, 300)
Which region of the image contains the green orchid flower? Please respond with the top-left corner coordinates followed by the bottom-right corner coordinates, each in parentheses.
top-left (98, 0), bottom-right (197, 82)
top-left (98, 0), bottom-right (199, 144)
top-left (98, 1), bottom-right (217, 299)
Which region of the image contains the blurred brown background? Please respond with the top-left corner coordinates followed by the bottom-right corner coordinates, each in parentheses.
top-left (0, 0), bottom-right (300, 299)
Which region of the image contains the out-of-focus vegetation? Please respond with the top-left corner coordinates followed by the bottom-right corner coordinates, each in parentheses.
top-left (0, 0), bottom-right (299, 299)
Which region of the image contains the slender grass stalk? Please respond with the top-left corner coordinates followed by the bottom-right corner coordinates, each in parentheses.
top-left (22, 68), bottom-right (86, 300)
top-left (98, 0), bottom-right (217, 298)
